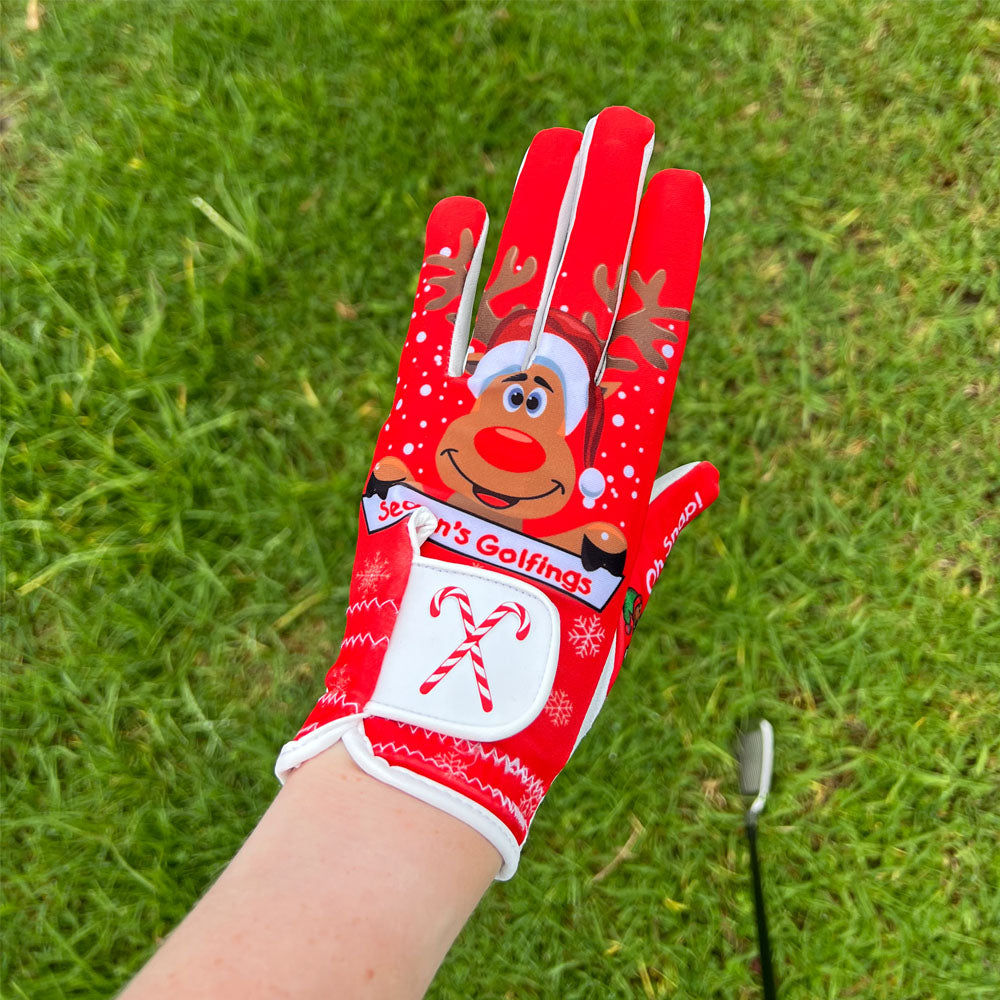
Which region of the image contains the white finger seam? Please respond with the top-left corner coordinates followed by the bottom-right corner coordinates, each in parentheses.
top-left (448, 214), bottom-right (490, 377)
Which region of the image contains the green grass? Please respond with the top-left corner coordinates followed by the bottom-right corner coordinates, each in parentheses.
top-left (2, 1), bottom-right (998, 996)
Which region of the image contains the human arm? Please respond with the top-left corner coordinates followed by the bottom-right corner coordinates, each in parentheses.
top-left (120, 743), bottom-right (498, 1000)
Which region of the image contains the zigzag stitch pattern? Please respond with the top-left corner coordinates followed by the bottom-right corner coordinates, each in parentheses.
top-left (340, 632), bottom-right (388, 650)
top-left (371, 739), bottom-right (529, 834)
top-left (384, 725), bottom-right (545, 801)
top-left (345, 596), bottom-right (399, 615)
top-left (317, 688), bottom-right (361, 712)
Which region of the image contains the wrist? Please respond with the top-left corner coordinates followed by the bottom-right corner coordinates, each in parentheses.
top-left (123, 743), bottom-right (498, 1000)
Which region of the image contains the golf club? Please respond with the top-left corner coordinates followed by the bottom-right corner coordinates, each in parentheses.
top-left (738, 718), bottom-right (777, 1000)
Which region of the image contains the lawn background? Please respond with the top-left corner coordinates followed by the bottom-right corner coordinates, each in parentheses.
top-left (2, 1), bottom-right (998, 997)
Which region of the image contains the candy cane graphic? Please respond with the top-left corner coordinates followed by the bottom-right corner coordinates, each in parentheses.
top-left (421, 586), bottom-right (530, 712)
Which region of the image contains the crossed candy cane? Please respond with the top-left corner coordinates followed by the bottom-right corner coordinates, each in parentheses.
top-left (420, 586), bottom-right (530, 712)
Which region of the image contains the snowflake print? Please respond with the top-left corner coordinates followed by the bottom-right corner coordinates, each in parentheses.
top-left (357, 552), bottom-right (389, 594)
top-left (544, 689), bottom-right (573, 727)
top-left (568, 614), bottom-right (605, 658)
top-left (518, 779), bottom-right (545, 820)
top-left (434, 750), bottom-right (468, 780)
top-left (325, 662), bottom-right (350, 696)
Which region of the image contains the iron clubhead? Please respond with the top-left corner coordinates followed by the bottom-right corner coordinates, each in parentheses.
top-left (738, 718), bottom-right (774, 820)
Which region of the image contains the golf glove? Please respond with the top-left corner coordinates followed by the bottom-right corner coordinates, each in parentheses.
top-left (276, 106), bottom-right (718, 878)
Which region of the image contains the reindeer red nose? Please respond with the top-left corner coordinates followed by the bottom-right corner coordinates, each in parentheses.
top-left (474, 427), bottom-right (546, 472)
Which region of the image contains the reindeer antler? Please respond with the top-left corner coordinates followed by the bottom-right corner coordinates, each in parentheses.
top-left (474, 245), bottom-right (537, 344)
top-left (582, 262), bottom-right (621, 337)
top-left (603, 269), bottom-right (690, 374)
top-left (425, 227), bottom-right (477, 315)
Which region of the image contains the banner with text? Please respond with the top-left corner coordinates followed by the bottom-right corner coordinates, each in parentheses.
top-left (361, 484), bottom-right (622, 611)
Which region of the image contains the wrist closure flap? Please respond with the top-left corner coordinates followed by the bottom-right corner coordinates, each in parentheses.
top-left (367, 555), bottom-right (560, 742)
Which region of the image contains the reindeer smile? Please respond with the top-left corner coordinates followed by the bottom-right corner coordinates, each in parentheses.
top-left (440, 449), bottom-right (565, 511)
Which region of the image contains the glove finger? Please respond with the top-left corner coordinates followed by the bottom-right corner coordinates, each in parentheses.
top-left (526, 106), bottom-right (655, 356)
top-left (467, 126), bottom-right (582, 376)
top-left (403, 196), bottom-right (489, 381)
top-left (572, 169), bottom-right (709, 555)
top-left (601, 168), bottom-right (710, 428)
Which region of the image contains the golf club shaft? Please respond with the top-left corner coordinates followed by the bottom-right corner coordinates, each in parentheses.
top-left (747, 820), bottom-right (777, 1000)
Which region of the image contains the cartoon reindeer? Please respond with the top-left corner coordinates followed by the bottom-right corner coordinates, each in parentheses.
top-left (367, 232), bottom-right (688, 577)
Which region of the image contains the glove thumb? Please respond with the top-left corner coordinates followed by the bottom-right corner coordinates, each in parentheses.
top-left (617, 460), bottom-right (719, 664)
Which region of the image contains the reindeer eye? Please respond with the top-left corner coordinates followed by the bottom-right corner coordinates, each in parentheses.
top-left (502, 385), bottom-right (525, 412)
top-left (525, 389), bottom-right (547, 417)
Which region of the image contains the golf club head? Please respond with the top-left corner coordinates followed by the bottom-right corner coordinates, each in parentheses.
top-left (738, 718), bottom-right (774, 820)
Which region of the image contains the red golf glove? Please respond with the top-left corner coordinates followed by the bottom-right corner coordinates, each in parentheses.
top-left (277, 107), bottom-right (719, 878)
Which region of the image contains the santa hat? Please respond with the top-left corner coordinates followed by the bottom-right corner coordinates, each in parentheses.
top-left (467, 309), bottom-right (607, 506)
